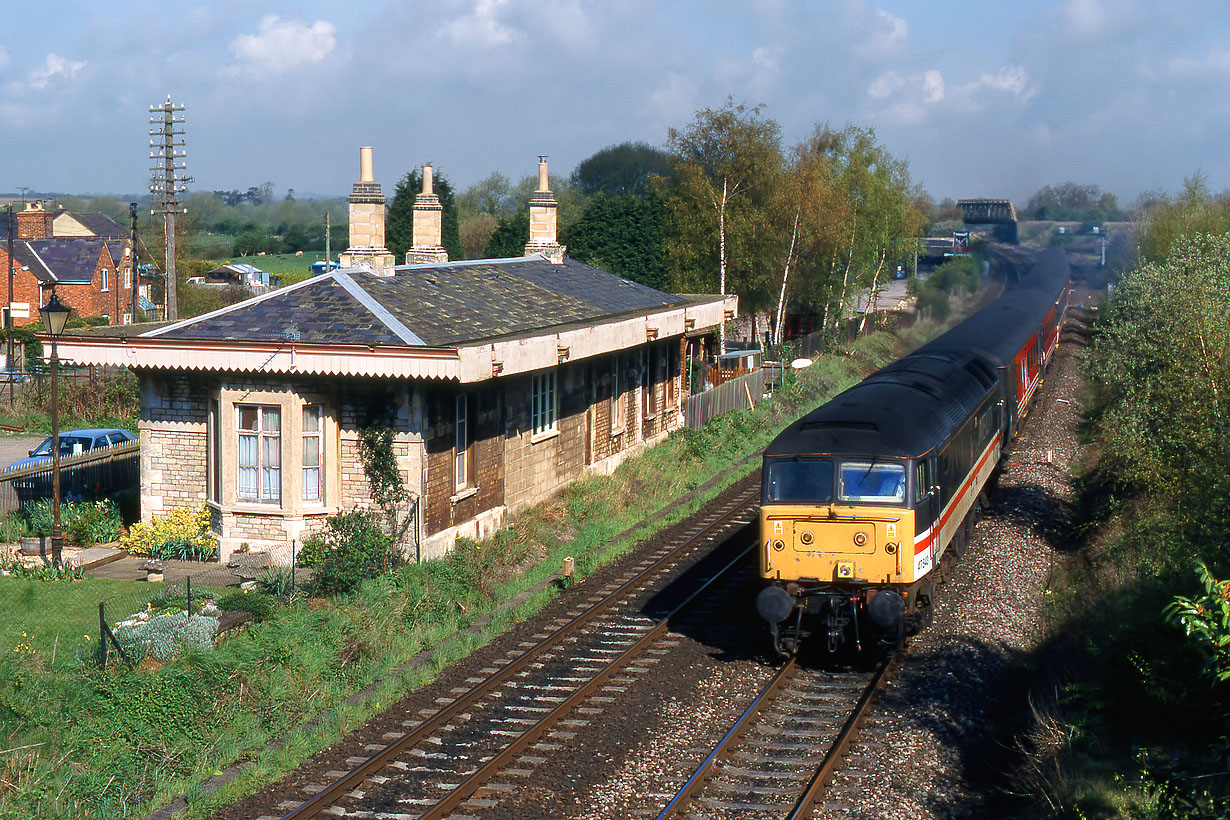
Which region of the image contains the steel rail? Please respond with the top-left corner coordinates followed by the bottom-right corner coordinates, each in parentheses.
top-left (786, 652), bottom-right (900, 820)
top-left (279, 489), bottom-right (758, 820)
top-left (654, 657), bottom-right (798, 820)
top-left (419, 540), bottom-right (758, 819)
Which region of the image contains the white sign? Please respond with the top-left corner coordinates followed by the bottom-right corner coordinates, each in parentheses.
top-left (9, 303), bottom-right (29, 319)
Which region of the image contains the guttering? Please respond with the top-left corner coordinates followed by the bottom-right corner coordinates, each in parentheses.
top-left (53, 335), bottom-right (462, 381)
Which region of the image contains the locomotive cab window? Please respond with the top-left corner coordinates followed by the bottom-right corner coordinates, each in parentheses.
top-left (839, 461), bottom-right (905, 503)
top-left (763, 457), bottom-right (834, 503)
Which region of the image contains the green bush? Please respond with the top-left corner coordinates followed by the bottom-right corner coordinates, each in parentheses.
top-left (299, 509), bottom-right (397, 595)
top-left (218, 590), bottom-right (278, 622)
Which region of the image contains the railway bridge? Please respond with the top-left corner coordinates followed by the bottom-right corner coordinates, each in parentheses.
top-left (958, 198), bottom-right (1019, 243)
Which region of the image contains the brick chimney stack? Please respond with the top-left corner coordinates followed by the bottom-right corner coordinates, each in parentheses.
top-left (339, 146), bottom-right (396, 272)
top-left (406, 164), bottom-right (448, 264)
top-left (524, 157), bottom-right (566, 263)
top-left (16, 201), bottom-right (53, 240)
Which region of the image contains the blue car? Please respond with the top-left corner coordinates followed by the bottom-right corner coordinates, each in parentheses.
top-left (6, 428), bottom-right (137, 472)
top-left (5, 428), bottom-right (138, 504)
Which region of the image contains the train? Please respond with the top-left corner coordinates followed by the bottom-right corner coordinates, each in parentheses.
top-left (756, 249), bottom-right (1071, 654)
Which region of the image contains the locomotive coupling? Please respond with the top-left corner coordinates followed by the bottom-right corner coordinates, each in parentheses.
top-left (756, 585), bottom-right (795, 624)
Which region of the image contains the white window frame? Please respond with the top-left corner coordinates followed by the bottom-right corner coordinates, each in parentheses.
top-left (611, 356), bottom-right (624, 432)
top-left (237, 404), bottom-right (281, 503)
top-left (531, 371), bottom-right (558, 438)
top-left (302, 404), bottom-right (323, 503)
top-left (455, 393), bottom-right (470, 490)
top-left (100, 268), bottom-right (109, 292)
top-left (124, 267), bottom-right (132, 290)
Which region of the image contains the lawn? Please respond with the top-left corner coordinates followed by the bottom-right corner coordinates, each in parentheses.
top-left (206, 252), bottom-right (328, 286)
top-left (0, 575), bottom-right (229, 672)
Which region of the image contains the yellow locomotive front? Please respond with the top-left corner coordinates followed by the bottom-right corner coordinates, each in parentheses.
top-left (757, 455), bottom-right (926, 654)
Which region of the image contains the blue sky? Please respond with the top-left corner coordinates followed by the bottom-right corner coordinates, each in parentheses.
top-left (2, 0), bottom-right (1226, 206)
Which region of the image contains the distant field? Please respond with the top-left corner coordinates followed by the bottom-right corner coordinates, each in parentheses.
top-left (205, 252), bottom-right (331, 286)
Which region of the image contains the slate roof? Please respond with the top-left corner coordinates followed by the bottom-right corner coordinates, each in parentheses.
top-left (66, 212), bottom-right (125, 237)
top-left (149, 256), bottom-right (691, 348)
top-left (18, 238), bottom-right (106, 284)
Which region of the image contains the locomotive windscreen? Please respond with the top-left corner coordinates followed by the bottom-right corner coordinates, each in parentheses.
top-left (763, 457), bottom-right (834, 503)
top-left (839, 461), bottom-right (906, 502)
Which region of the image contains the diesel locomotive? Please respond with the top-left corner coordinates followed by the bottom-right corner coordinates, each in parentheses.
top-left (756, 250), bottom-right (1071, 654)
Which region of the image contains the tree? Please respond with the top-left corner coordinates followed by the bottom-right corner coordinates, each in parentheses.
top-left (562, 191), bottom-right (667, 289)
top-left (571, 141), bottom-right (671, 196)
top-left (388, 167), bottom-right (465, 261)
top-left (1088, 231), bottom-right (1230, 554)
top-left (483, 210), bottom-right (530, 258)
top-left (661, 99), bottom-right (783, 342)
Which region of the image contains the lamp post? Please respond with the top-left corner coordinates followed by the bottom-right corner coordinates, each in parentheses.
top-left (39, 288), bottom-right (72, 564)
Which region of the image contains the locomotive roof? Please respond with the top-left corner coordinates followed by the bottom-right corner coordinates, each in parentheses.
top-left (914, 249), bottom-right (1070, 368)
top-left (763, 249), bottom-right (1070, 463)
top-left (764, 347), bottom-right (996, 460)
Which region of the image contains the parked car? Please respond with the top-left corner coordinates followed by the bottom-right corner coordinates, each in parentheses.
top-left (6, 428), bottom-right (137, 472)
top-left (4, 428), bottom-right (138, 505)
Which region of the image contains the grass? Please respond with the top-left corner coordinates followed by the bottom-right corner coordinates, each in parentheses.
top-left (205, 252), bottom-right (328, 286)
top-left (0, 318), bottom-right (945, 820)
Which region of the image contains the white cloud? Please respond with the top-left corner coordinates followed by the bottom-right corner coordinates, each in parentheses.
top-left (963, 66), bottom-right (1030, 97)
top-left (868, 70), bottom-right (905, 99)
top-left (753, 47), bottom-right (781, 74)
top-left (0, 45), bottom-right (9, 72)
top-left (922, 69), bottom-right (944, 103)
top-left (1165, 48), bottom-right (1230, 79)
top-left (438, 0), bottom-right (523, 49)
top-left (227, 16), bottom-right (336, 77)
top-left (23, 53), bottom-right (86, 92)
top-left (856, 10), bottom-right (908, 60)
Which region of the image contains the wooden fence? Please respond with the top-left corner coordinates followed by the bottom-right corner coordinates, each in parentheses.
top-left (0, 439), bottom-right (140, 516)
top-left (682, 368), bottom-right (764, 430)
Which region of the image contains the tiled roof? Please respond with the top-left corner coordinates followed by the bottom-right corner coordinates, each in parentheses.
top-left (20, 238), bottom-right (105, 284)
top-left (68, 212), bottom-right (125, 237)
top-left (150, 256), bottom-right (689, 347)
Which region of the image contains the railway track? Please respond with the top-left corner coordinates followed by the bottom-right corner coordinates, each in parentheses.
top-left (655, 653), bottom-right (899, 820)
top-left (266, 483), bottom-right (761, 820)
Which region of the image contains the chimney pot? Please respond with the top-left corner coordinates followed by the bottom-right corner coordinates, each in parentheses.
top-left (422, 165), bottom-right (433, 195)
top-left (359, 146), bottom-right (374, 183)
top-left (537, 158), bottom-right (550, 192)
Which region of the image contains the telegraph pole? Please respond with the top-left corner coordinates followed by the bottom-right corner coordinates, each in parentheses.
top-left (5, 204), bottom-right (13, 375)
top-left (129, 203), bottom-right (139, 322)
top-left (149, 96), bottom-right (192, 321)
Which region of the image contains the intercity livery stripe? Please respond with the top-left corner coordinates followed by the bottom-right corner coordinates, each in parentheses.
top-left (913, 432), bottom-right (1001, 556)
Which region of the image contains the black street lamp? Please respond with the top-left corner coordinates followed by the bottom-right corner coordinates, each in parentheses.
top-left (39, 288), bottom-right (72, 564)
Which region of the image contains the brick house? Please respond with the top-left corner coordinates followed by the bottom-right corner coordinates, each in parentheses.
top-left (2, 202), bottom-right (137, 326)
top-left (60, 149), bottom-right (736, 561)
top-left (0, 237), bottom-right (136, 326)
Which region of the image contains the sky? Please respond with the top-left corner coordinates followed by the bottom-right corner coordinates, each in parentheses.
top-left (1, 0), bottom-right (1227, 208)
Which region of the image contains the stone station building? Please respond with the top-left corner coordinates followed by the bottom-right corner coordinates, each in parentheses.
top-left (59, 149), bottom-right (735, 561)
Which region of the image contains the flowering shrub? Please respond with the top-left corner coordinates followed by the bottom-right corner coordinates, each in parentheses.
top-left (120, 505), bottom-right (217, 561)
top-left (115, 612), bottom-right (218, 662)
top-left (17, 498), bottom-right (123, 545)
top-left (0, 547), bottom-right (83, 580)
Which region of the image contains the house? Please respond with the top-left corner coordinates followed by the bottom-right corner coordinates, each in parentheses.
top-left (52, 207), bottom-right (126, 238)
top-left (59, 148), bottom-right (736, 562)
top-left (0, 236), bottom-right (136, 326)
top-left (0, 202), bottom-right (141, 326)
top-left (196, 263), bottom-right (272, 294)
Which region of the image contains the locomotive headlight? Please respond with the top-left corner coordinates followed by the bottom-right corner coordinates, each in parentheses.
top-left (772, 539), bottom-right (785, 551)
top-left (853, 532), bottom-right (867, 547)
top-left (799, 531), bottom-right (813, 545)
top-left (884, 542), bottom-right (898, 555)
top-left (836, 561), bottom-right (855, 579)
